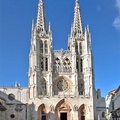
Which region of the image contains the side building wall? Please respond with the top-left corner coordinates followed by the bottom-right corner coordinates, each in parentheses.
top-left (0, 87), bottom-right (28, 120)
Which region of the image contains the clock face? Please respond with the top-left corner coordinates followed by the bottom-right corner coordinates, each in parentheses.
top-left (8, 94), bottom-right (15, 101)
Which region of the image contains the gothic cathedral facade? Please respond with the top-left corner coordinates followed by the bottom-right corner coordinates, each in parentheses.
top-left (29, 0), bottom-right (94, 119)
top-left (0, 0), bottom-right (106, 120)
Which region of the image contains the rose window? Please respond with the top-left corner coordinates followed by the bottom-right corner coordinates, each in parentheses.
top-left (57, 79), bottom-right (69, 91)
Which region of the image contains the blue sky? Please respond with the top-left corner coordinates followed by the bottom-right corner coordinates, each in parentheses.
top-left (0, 0), bottom-right (120, 97)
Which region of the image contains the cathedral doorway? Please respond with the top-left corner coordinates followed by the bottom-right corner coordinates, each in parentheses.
top-left (55, 99), bottom-right (72, 120)
top-left (81, 116), bottom-right (85, 120)
top-left (78, 104), bottom-right (87, 120)
top-left (38, 104), bottom-right (49, 120)
top-left (42, 116), bottom-right (46, 120)
top-left (60, 112), bottom-right (67, 120)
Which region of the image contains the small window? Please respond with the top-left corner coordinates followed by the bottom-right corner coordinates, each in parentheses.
top-left (42, 80), bottom-right (47, 95)
top-left (10, 114), bottom-right (15, 118)
top-left (97, 94), bottom-right (99, 99)
top-left (112, 102), bottom-right (114, 110)
top-left (76, 42), bottom-right (78, 55)
top-left (40, 40), bottom-right (43, 53)
top-left (76, 58), bottom-right (79, 71)
top-left (102, 112), bottom-right (105, 118)
top-left (45, 58), bottom-right (48, 71)
top-left (80, 59), bottom-right (83, 72)
top-left (45, 41), bottom-right (48, 54)
top-left (40, 57), bottom-right (44, 71)
top-left (78, 82), bottom-right (84, 95)
top-left (80, 43), bottom-right (82, 55)
top-left (8, 94), bottom-right (15, 101)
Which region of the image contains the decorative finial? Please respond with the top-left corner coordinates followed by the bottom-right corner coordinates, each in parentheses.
top-left (48, 22), bottom-right (51, 32)
top-left (40, 0), bottom-right (43, 2)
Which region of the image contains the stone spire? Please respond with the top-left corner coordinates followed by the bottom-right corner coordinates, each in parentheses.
top-left (71, 0), bottom-right (83, 36)
top-left (36, 0), bottom-right (47, 33)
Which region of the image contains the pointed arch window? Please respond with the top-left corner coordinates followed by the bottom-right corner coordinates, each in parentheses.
top-left (33, 86), bottom-right (35, 97)
top-left (45, 58), bottom-right (48, 71)
top-left (102, 112), bottom-right (105, 118)
top-left (40, 40), bottom-right (43, 53)
top-left (63, 58), bottom-right (71, 73)
top-left (40, 57), bottom-right (48, 71)
top-left (45, 41), bottom-right (48, 54)
top-left (80, 59), bottom-right (83, 72)
top-left (78, 82), bottom-right (84, 95)
top-left (40, 57), bottom-right (44, 71)
top-left (42, 80), bottom-right (47, 95)
top-left (76, 58), bottom-right (83, 72)
top-left (75, 42), bottom-right (78, 55)
top-left (76, 58), bottom-right (79, 71)
top-left (79, 43), bottom-right (82, 55)
top-left (54, 58), bottom-right (60, 72)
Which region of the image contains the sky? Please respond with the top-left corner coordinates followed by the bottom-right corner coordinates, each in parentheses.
top-left (0, 0), bottom-right (120, 97)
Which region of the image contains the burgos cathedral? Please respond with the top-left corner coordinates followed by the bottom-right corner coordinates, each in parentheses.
top-left (0, 0), bottom-right (106, 120)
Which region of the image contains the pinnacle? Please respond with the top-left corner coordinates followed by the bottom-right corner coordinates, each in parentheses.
top-left (40, 0), bottom-right (43, 2)
top-left (71, 0), bottom-right (83, 36)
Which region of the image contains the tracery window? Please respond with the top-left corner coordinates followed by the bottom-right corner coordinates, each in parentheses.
top-left (45, 41), bottom-right (48, 54)
top-left (40, 57), bottom-right (48, 71)
top-left (54, 58), bottom-right (60, 72)
top-left (57, 79), bottom-right (69, 91)
top-left (63, 58), bottom-right (71, 73)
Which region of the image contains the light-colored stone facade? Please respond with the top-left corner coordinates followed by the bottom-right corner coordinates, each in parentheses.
top-left (0, 0), bottom-right (106, 120)
top-left (106, 86), bottom-right (120, 120)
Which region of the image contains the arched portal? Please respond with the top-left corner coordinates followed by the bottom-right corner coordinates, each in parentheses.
top-left (78, 104), bottom-right (88, 120)
top-left (38, 104), bottom-right (49, 120)
top-left (55, 99), bottom-right (72, 120)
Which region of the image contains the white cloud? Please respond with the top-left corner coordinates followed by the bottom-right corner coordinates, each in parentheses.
top-left (116, 0), bottom-right (120, 9)
top-left (113, 17), bottom-right (120, 29)
top-left (113, 0), bottom-right (120, 30)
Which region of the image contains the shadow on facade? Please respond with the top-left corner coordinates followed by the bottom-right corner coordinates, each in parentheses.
top-left (0, 90), bottom-right (28, 120)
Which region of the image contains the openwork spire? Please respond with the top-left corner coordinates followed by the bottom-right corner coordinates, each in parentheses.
top-left (71, 0), bottom-right (83, 36)
top-left (36, 0), bottom-right (47, 33)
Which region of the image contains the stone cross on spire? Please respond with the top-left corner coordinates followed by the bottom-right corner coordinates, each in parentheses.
top-left (36, 0), bottom-right (47, 33)
top-left (71, 0), bottom-right (83, 36)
